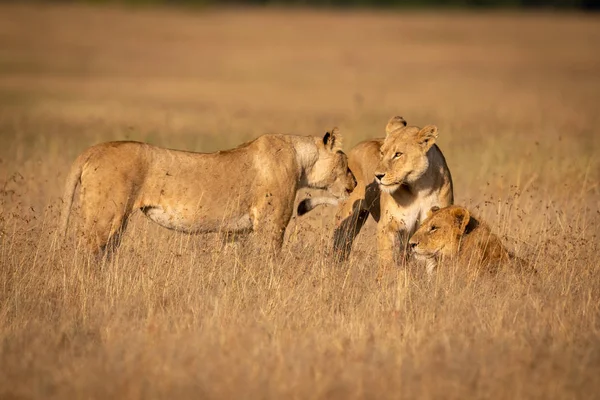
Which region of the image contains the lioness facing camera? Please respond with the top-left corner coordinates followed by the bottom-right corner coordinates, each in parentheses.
top-left (60, 129), bottom-right (356, 255)
top-left (298, 116), bottom-right (453, 274)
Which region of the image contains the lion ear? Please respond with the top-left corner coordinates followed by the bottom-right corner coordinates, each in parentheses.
top-left (385, 116), bottom-right (407, 136)
top-left (450, 206), bottom-right (470, 234)
top-left (417, 125), bottom-right (438, 151)
top-left (427, 205), bottom-right (441, 219)
top-left (323, 127), bottom-right (342, 151)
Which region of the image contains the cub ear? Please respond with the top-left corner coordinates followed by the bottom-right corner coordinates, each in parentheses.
top-left (450, 206), bottom-right (470, 235)
top-left (427, 205), bottom-right (440, 219)
top-left (323, 127), bottom-right (342, 151)
top-left (385, 116), bottom-right (407, 135)
top-left (417, 125), bottom-right (438, 151)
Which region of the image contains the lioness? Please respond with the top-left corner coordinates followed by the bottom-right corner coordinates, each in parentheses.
top-left (298, 117), bottom-right (453, 273)
top-left (60, 129), bottom-right (356, 255)
top-left (409, 205), bottom-right (527, 274)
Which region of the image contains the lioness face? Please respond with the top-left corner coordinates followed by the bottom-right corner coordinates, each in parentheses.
top-left (374, 118), bottom-right (439, 194)
top-left (308, 129), bottom-right (357, 199)
top-left (409, 205), bottom-right (471, 260)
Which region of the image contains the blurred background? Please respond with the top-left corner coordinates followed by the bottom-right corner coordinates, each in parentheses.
top-left (19, 0), bottom-right (600, 9)
top-left (1, 0), bottom-right (598, 206)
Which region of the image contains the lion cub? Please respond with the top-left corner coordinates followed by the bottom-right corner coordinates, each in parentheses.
top-left (409, 205), bottom-right (527, 275)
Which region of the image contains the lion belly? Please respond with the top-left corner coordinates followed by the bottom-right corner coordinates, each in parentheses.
top-left (142, 206), bottom-right (253, 234)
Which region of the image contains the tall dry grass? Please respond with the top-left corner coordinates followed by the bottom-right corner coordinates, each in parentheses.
top-left (0, 4), bottom-right (599, 399)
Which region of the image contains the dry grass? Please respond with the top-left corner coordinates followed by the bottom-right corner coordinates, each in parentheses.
top-left (1, 3), bottom-right (599, 399)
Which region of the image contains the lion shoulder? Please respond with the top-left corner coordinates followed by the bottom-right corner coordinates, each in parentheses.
top-left (459, 219), bottom-right (511, 269)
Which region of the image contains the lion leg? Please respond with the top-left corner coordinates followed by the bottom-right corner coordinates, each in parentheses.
top-left (250, 219), bottom-right (286, 258)
top-left (80, 195), bottom-right (131, 258)
top-left (81, 215), bottom-right (126, 257)
top-left (396, 228), bottom-right (412, 265)
top-left (332, 198), bottom-right (369, 262)
top-left (104, 215), bottom-right (131, 256)
top-left (330, 180), bottom-right (372, 262)
top-left (376, 217), bottom-right (405, 279)
top-left (251, 197), bottom-right (292, 255)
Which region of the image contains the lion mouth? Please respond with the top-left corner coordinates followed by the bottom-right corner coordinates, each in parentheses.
top-left (378, 178), bottom-right (411, 193)
top-left (413, 244), bottom-right (444, 258)
top-left (378, 182), bottom-right (401, 193)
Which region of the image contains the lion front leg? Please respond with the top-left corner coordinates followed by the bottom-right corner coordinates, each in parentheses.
top-left (332, 194), bottom-right (369, 262)
top-left (251, 196), bottom-right (293, 255)
top-left (251, 224), bottom-right (286, 254)
top-left (376, 217), bottom-right (406, 279)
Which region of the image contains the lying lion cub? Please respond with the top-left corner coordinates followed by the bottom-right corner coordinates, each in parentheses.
top-left (409, 205), bottom-right (528, 275)
top-left (60, 129), bottom-right (356, 255)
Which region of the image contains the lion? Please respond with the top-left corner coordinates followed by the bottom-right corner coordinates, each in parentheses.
top-left (409, 205), bottom-right (529, 275)
top-left (297, 116), bottom-right (453, 274)
top-left (60, 129), bottom-right (356, 256)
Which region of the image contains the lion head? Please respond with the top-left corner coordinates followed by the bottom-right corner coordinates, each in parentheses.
top-left (374, 116), bottom-right (439, 194)
top-left (408, 205), bottom-right (472, 261)
top-left (307, 128), bottom-right (356, 199)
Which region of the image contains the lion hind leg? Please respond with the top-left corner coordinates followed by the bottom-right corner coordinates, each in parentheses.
top-left (80, 202), bottom-right (131, 258)
top-left (332, 199), bottom-right (369, 262)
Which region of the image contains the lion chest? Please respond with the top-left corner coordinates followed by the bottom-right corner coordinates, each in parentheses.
top-left (381, 191), bottom-right (442, 234)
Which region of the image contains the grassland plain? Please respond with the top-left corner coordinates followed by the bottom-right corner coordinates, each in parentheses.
top-left (0, 4), bottom-right (599, 399)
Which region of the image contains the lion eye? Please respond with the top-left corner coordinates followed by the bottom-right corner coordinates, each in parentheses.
top-left (394, 152), bottom-right (403, 159)
top-left (430, 225), bottom-right (438, 232)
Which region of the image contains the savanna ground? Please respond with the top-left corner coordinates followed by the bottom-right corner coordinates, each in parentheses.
top-left (1, 4), bottom-right (599, 398)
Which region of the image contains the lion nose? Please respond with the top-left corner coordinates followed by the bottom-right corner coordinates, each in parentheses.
top-left (375, 173), bottom-right (385, 182)
top-left (409, 241), bottom-right (418, 250)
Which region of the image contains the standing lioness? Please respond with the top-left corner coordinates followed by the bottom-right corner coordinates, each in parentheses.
top-left (60, 129), bottom-right (356, 255)
top-left (298, 117), bottom-right (453, 274)
top-left (373, 117), bottom-right (453, 273)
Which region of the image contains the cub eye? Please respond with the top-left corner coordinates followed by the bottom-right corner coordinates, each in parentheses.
top-left (393, 152), bottom-right (403, 159)
top-left (429, 225), bottom-right (438, 232)
top-left (379, 150), bottom-right (384, 157)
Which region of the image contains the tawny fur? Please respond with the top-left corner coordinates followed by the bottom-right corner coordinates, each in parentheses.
top-left (409, 205), bottom-right (528, 275)
top-left (60, 130), bottom-right (356, 256)
top-left (297, 116), bottom-right (453, 274)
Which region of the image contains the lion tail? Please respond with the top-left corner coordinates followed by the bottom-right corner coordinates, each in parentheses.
top-left (59, 152), bottom-right (88, 239)
top-left (297, 197), bottom-right (340, 216)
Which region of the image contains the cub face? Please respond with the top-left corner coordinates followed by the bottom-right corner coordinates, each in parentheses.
top-left (308, 128), bottom-right (357, 199)
top-left (408, 205), bottom-right (471, 260)
top-left (374, 116), bottom-right (439, 194)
